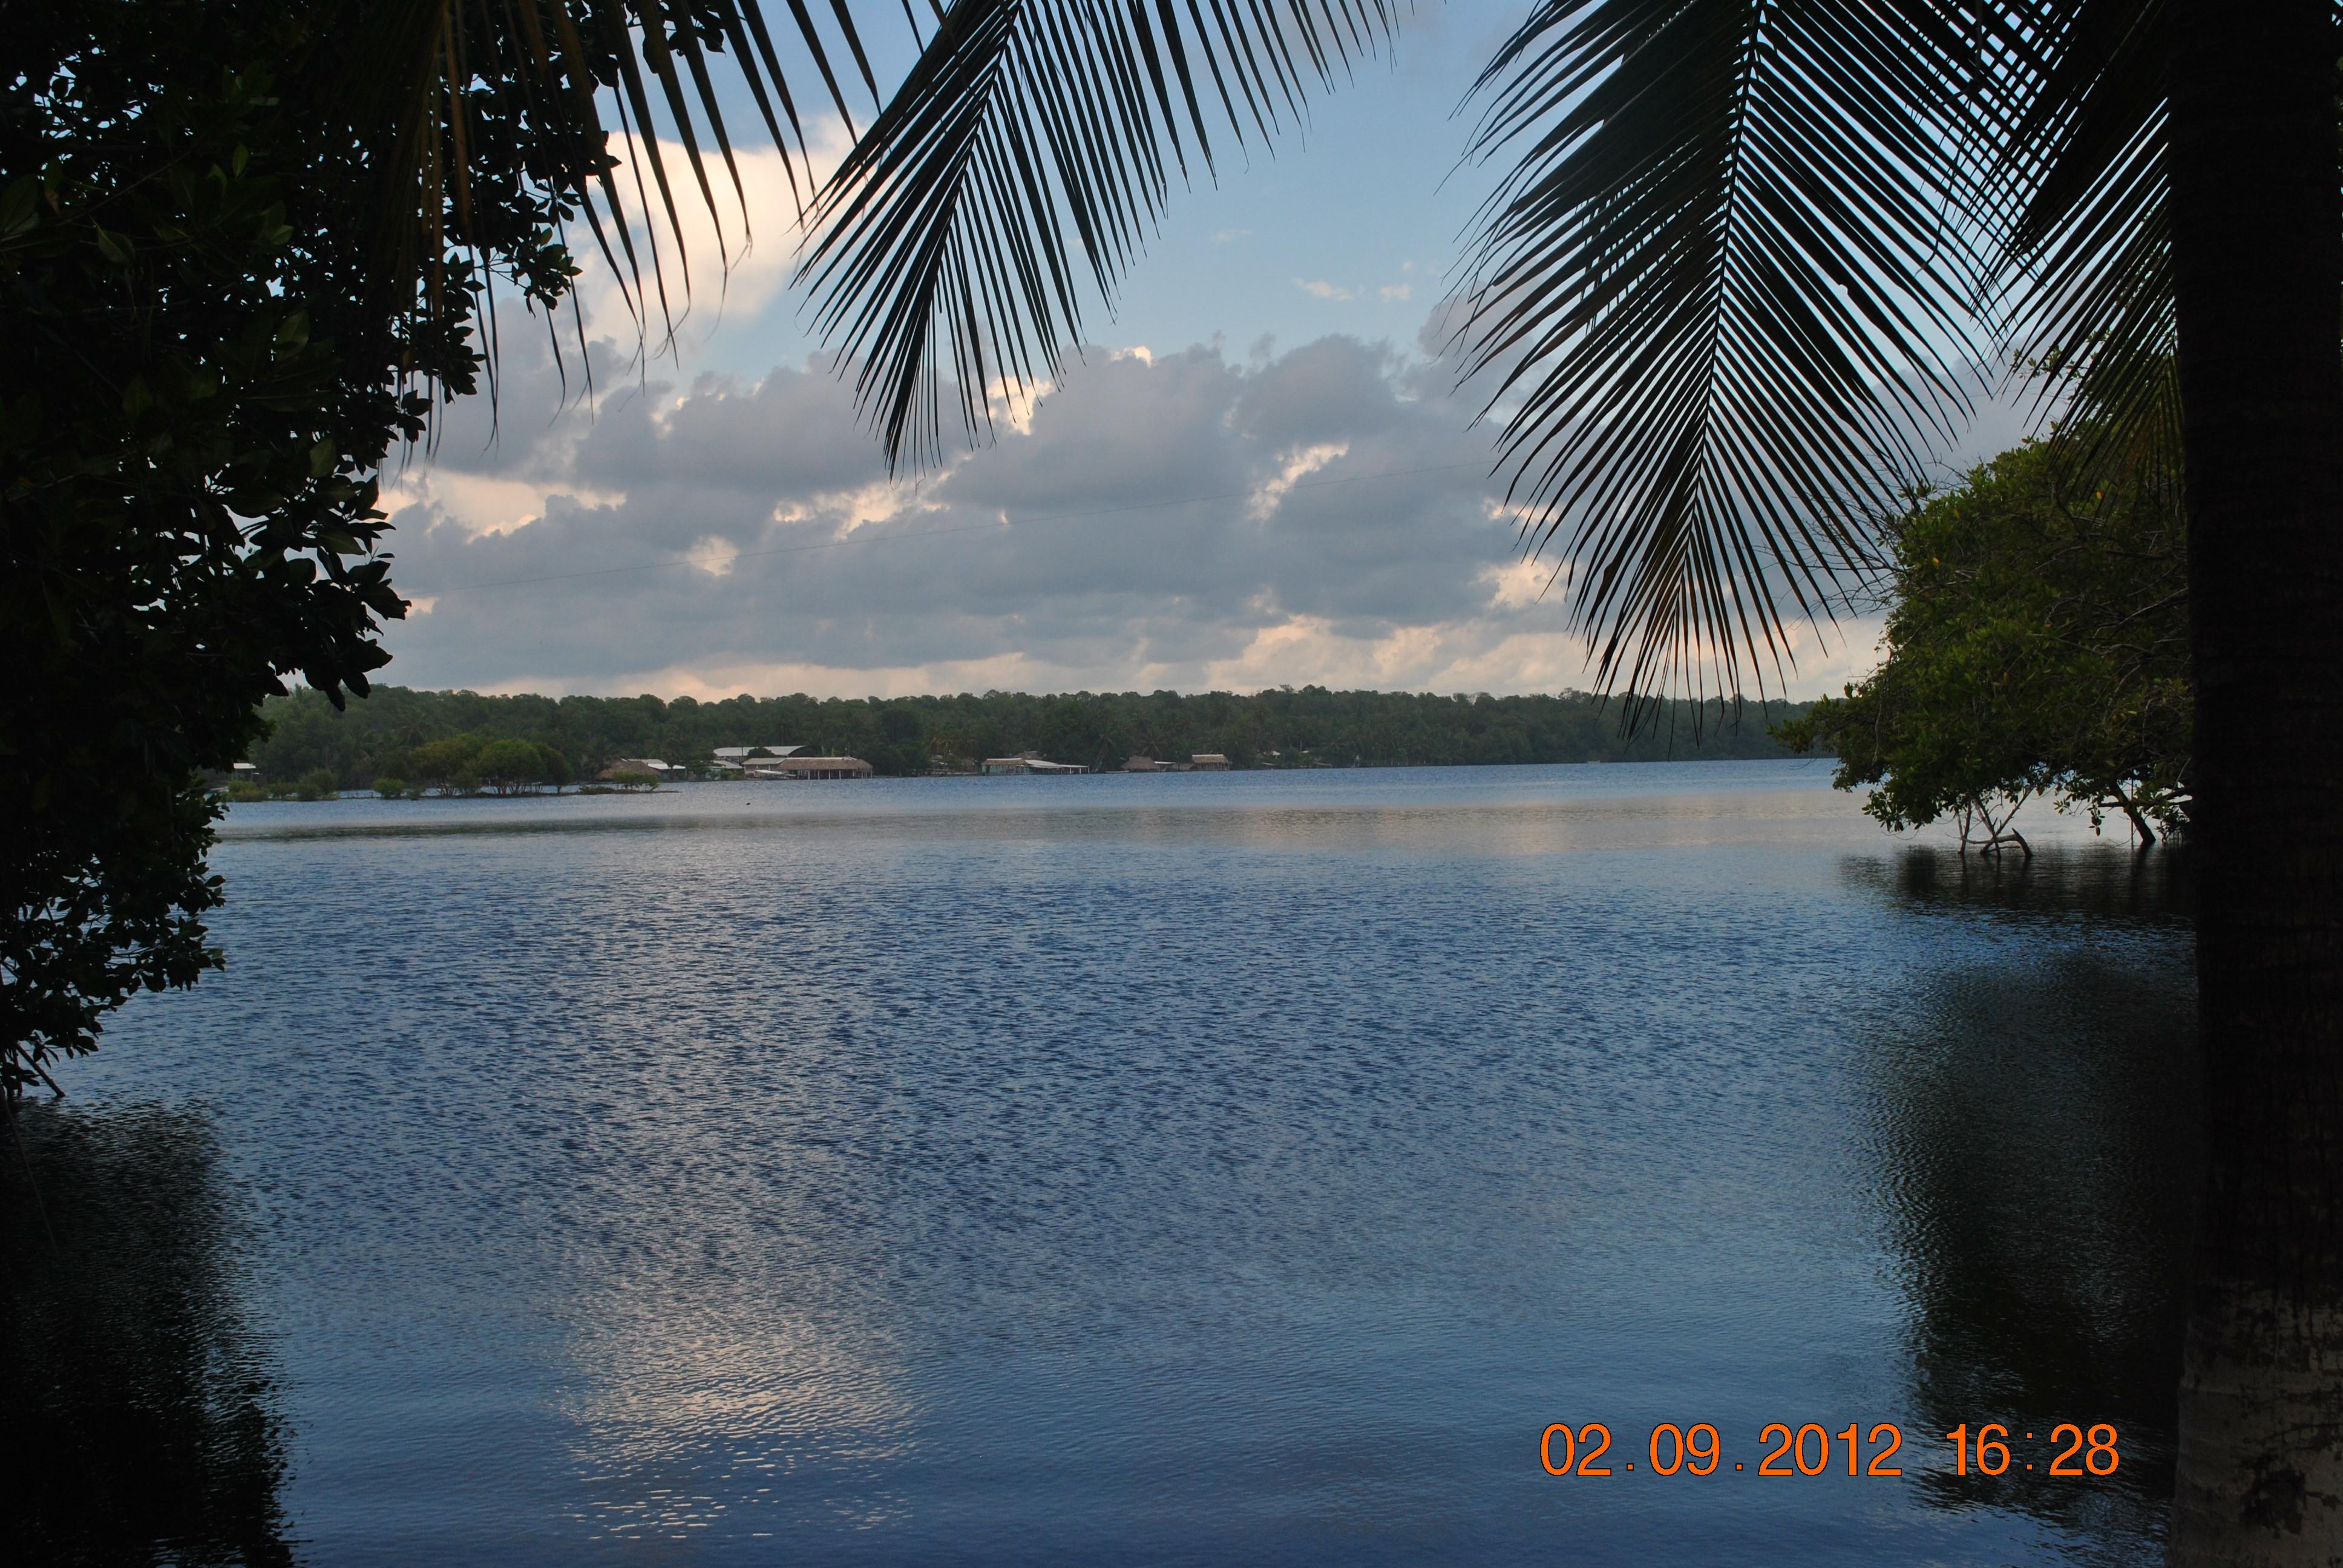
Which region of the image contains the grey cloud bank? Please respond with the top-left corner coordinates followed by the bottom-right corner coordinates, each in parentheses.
top-left (377, 327), bottom-right (1883, 700)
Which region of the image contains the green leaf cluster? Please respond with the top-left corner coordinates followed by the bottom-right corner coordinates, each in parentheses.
top-left (1776, 439), bottom-right (2190, 848)
top-left (379, 733), bottom-right (572, 794)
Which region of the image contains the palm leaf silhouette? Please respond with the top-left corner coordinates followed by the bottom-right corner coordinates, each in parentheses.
top-left (795, 0), bottom-right (1397, 469)
top-left (1451, 0), bottom-right (2007, 705)
top-left (339, 0), bottom-right (883, 388)
top-left (1995, 0), bottom-right (2180, 485)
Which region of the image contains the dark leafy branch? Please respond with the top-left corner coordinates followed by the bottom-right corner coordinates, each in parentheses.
top-left (1777, 433), bottom-right (2191, 849)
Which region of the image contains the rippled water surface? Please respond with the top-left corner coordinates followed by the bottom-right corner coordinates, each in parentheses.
top-left (6, 762), bottom-right (2197, 1565)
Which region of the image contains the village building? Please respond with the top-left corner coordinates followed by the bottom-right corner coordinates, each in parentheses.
top-left (982, 752), bottom-right (1092, 775)
top-left (1120, 754), bottom-right (1230, 772)
top-left (756, 756), bottom-right (873, 780)
top-left (704, 745), bottom-right (869, 779)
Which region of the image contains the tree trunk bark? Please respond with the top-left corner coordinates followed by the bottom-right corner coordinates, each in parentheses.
top-left (2165, 4), bottom-right (2343, 1564)
top-left (2113, 789), bottom-right (2159, 849)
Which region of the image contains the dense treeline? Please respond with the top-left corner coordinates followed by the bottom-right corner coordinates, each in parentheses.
top-left (248, 685), bottom-right (1815, 786)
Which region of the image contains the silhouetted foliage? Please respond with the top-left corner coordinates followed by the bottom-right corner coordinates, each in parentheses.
top-left (1, 0), bottom-right (880, 1089)
top-left (1, 1), bottom-right (559, 1092)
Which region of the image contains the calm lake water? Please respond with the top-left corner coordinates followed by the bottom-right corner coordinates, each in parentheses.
top-left (5, 761), bottom-right (2197, 1566)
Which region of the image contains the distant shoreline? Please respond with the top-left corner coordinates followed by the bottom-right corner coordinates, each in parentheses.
top-left (240, 684), bottom-right (1820, 797)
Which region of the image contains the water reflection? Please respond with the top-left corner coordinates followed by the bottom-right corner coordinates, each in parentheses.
top-left (1852, 840), bottom-right (2192, 925)
top-left (70, 765), bottom-right (2205, 1563)
top-left (1859, 846), bottom-right (2196, 1562)
top-left (3, 1103), bottom-right (292, 1567)
top-left (216, 790), bottom-right (1872, 871)
top-left (559, 1295), bottom-right (919, 1544)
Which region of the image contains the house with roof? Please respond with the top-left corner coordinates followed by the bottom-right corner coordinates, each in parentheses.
top-left (983, 752), bottom-right (1091, 775)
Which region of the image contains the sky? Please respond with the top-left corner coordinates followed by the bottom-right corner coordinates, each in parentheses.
top-left (375, 6), bottom-right (2030, 704)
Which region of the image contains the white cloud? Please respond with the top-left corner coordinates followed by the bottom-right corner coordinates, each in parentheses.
top-left (1290, 278), bottom-right (1415, 305)
top-left (683, 535), bottom-right (741, 576)
top-left (1481, 555), bottom-right (1564, 610)
top-left (569, 123), bottom-right (854, 362)
top-left (375, 321), bottom-right (1884, 704)
top-left (377, 470), bottom-right (625, 541)
top-left (1293, 278), bottom-right (1360, 302)
top-left (1248, 442), bottom-right (1349, 520)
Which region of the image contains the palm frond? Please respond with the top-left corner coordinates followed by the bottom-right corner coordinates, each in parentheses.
top-left (795, 0), bottom-right (1398, 471)
top-left (341, 0), bottom-right (879, 390)
top-left (1993, 0), bottom-right (2180, 486)
top-left (1452, 0), bottom-right (2007, 708)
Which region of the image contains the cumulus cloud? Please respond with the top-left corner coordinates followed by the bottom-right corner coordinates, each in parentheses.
top-left (1291, 278), bottom-right (1416, 307)
top-left (1292, 278), bottom-right (1359, 302)
top-left (565, 126), bottom-right (854, 364)
top-left (373, 321), bottom-right (1882, 701)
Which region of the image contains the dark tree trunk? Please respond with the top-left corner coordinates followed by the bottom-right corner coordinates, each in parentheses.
top-left (2165, 3), bottom-right (2343, 1563)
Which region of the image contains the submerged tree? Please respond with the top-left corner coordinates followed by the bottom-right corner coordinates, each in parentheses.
top-left (1779, 437), bottom-right (2191, 852)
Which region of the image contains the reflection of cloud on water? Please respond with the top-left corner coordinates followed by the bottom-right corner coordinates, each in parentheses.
top-left (217, 765), bottom-right (1881, 863)
top-left (555, 1298), bottom-right (918, 1543)
top-left (519, 1016), bottom-right (922, 1547)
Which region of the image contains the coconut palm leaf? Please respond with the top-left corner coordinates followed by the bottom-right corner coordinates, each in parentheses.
top-left (1994, 0), bottom-right (2180, 488)
top-left (1450, 0), bottom-right (2017, 706)
top-left (795, 0), bottom-right (1398, 470)
top-left (339, 0), bottom-right (881, 376)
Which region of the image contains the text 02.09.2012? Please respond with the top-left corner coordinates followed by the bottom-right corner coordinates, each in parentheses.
top-left (1539, 1422), bottom-right (2120, 1478)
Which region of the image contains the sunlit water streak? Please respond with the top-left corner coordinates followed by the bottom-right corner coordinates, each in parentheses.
top-left (7, 761), bottom-right (2194, 1565)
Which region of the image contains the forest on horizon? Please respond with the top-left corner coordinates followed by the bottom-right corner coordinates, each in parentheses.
top-left (246, 684), bottom-right (1817, 786)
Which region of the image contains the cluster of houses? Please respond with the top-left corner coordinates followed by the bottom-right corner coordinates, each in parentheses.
top-left (710, 746), bottom-right (875, 780)
top-left (595, 748), bottom-right (875, 783)
top-left (977, 752), bottom-right (1231, 774)
top-left (1120, 754), bottom-right (1229, 773)
top-left (980, 752), bottom-right (1090, 775)
top-left (594, 746), bottom-right (1239, 783)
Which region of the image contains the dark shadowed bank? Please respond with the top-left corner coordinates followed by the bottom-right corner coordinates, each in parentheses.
top-left (246, 686), bottom-right (1816, 785)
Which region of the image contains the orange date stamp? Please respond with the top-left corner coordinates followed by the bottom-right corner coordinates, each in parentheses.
top-left (1539, 1421), bottom-right (2121, 1478)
